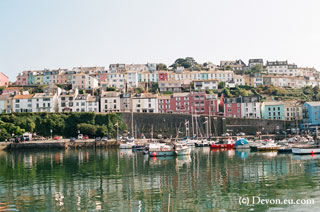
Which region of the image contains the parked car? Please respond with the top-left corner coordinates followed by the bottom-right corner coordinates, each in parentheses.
top-left (101, 137), bottom-right (108, 141)
top-left (78, 134), bottom-right (83, 139)
top-left (83, 135), bottom-right (89, 140)
top-left (236, 132), bottom-right (245, 136)
top-left (95, 137), bottom-right (101, 141)
top-left (54, 136), bottom-right (60, 140)
top-left (70, 137), bottom-right (76, 142)
top-left (221, 133), bottom-right (230, 137)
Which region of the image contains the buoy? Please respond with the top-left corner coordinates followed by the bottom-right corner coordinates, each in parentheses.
top-left (152, 152), bottom-right (156, 156)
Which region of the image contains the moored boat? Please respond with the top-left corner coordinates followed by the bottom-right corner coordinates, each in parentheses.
top-left (211, 139), bottom-right (235, 149)
top-left (292, 147), bottom-right (320, 155)
top-left (174, 143), bottom-right (191, 156)
top-left (148, 143), bottom-right (175, 157)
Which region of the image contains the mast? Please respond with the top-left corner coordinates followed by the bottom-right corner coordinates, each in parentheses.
top-left (191, 106), bottom-right (195, 138)
top-left (131, 109), bottom-right (134, 138)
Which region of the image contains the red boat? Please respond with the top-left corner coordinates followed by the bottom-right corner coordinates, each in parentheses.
top-left (210, 143), bottom-right (235, 149)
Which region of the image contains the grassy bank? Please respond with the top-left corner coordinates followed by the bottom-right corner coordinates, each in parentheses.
top-left (0, 112), bottom-right (126, 141)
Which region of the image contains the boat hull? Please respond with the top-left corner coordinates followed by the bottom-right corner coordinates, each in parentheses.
top-left (119, 144), bottom-right (134, 149)
top-left (257, 146), bottom-right (280, 151)
top-left (210, 144), bottom-right (234, 149)
top-left (149, 151), bottom-right (175, 157)
top-left (175, 148), bottom-right (191, 156)
top-left (292, 148), bottom-right (320, 155)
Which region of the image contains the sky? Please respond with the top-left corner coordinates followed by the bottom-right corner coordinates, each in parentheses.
top-left (1, 0), bottom-right (320, 81)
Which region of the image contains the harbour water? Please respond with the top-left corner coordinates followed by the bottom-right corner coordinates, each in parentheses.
top-left (0, 148), bottom-right (319, 211)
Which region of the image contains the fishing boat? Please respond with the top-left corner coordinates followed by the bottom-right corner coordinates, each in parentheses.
top-left (119, 138), bottom-right (135, 149)
top-left (195, 140), bottom-right (210, 147)
top-left (257, 140), bottom-right (281, 151)
top-left (174, 143), bottom-right (191, 156)
top-left (148, 143), bottom-right (175, 157)
top-left (211, 139), bottom-right (235, 149)
top-left (292, 147), bottom-right (320, 155)
top-left (234, 138), bottom-right (250, 149)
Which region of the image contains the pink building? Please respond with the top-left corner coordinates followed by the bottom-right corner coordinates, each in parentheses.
top-left (158, 71), bottom-right (168, 81)
top-left (16, 72), bottom-right (28, 86)
top-left (158, 96), bottom-right (172, 113)
top-left (223, 97), bottom-right (242, 118)
top-left (2, 87), bottom-right (20, 95)
top-left (170, 93), bottom-right (189, 114)
top-left (0, 72), bottom-right (9, 87)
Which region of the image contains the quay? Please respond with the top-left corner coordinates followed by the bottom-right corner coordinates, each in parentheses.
top-left (1, 139), bottom-right (156, 151)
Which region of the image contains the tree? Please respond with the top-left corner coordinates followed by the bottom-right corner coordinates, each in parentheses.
top-left (218, 82), bottom-right (226, 89)
top-left (96, 125), bottom-right (108, 137)
top-left (77, 123), bottom-right (97, 137)
top-left (170, 57), bottom-right (198, 69)
top-left (156, 63), bottom-right (168, 70)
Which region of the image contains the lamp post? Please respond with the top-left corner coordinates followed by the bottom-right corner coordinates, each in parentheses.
top-left (50, 129), bottom-right (53, 140)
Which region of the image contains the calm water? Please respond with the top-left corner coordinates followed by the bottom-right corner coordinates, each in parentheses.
top-left (0, 148), bottom-right (320, 212)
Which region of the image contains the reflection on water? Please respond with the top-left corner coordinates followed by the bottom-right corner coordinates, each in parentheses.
top-left (0, 148), bottom-right (320, 211)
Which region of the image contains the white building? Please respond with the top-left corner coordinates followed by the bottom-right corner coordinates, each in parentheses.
top-left (32, 93), bottom-right (59, 112)
top-left (193, 80), bottom-right (218, 90)
top-left (71, 73), bottom-right (99, 90)
top-left (100, 91), bottom-right (121, 113)
top-left (132, 93), bottom-right (158, 113)
top-left (106, 73), bottom-right (126, 89)
top-left (241, 96), bottom-right (261, 119)
top-left (13, 94), bottom-right (34, 112)
top-left (58, 89), bottom-right (78, 112)
top-left (74, 94), bottom-right (99, 112)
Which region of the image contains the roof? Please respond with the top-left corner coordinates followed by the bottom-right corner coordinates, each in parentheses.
top-left (0, 94), bottom-right (11, 100)
top-left (101, 91), bottom-right (120, 98)
top-left (263, 101), bottom-right (285, 106)
top-left (305, 102), bottom-right (320, 106)
top-left (4, 87), bottom-right (20, 91)
top-left (157, 95), bottom-right (171, 100)
top-left (173, 93), bottom-right (189, 97)
top-left (193, 79), bottom-right (218, 82)
top-left (13, 94), bottom-right (34, 99)
top-left (33, 93), bottom-right (54, 98)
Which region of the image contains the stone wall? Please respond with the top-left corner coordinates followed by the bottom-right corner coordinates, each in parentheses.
top-left (122, 113), bottom-right (292, 138)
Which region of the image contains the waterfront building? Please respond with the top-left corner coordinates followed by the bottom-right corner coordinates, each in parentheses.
top-left (100, 91), bottom-right (121, 113)
top-left (73, 94), bottom-right (99, 112)
top-left (132, 93), bottom-right (158, 113)
top-left (241, 96), bottom-right (261, 119)
top-left (13, 94), bottom-right (34, 112)
top-left (158, 95), bottom-right (172, 113)
top-left (120, 93), bottom-right (132, 112)
top-left (223, 97), bottom-right (242, 118)
top-left (0, 94), bottom-right (13, 113)
top-left (58, 89), bottom-right (78, 112)
top-left (170, 93), bottom-right (189, 114)
top-left (302, 102), bottom-right (320, 129)
top-left (261, 102), bottom-right (285, 120)
top-left (32, 92), bottom-right (59, 112)
top-left (284, 101), bottom-right (302, 121)
top-left (189, 91), bottom-right (207, 115)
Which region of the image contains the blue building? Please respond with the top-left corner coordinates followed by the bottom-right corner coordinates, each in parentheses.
top-left (261, 102), bottom-right (285, 120)
top-left (302, 102), bottom-right (320, 129)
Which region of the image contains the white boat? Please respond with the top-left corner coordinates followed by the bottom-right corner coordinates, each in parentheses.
top-left (257, 140), bottom-right (281, 151)
top-left (174, 143), bottom-right (191, 156)
top-left (119, 139), bottom-right (135, 149)
top-left (292, 147), bottom-right (320, 155)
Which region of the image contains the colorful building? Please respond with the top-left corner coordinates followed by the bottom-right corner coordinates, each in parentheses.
top-left (261, 102), bottom-right (285, 120)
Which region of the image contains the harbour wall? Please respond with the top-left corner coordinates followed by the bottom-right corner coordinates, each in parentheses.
top-left (122, 113), bottom-right (292, 138)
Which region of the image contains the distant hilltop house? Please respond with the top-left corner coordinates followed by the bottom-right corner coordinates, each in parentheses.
top-left (0, 72), bottom-right (9, 87)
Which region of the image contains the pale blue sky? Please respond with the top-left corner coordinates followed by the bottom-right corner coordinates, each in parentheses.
top-left (1, 0), bottom-right (320, 81)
